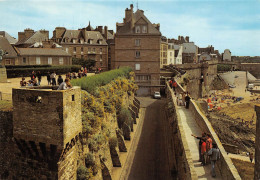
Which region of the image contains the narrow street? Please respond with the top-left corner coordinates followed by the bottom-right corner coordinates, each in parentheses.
top-left (128, 97), bottom-right (172, 180)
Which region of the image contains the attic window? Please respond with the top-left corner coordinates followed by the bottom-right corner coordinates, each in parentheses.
top-left (135, 26), bottom-right (140, 33)
top-left (98, 39), bottom-right (102, 44)
top-left (142, 26), bottom-right (147, 33)
top-left (88, 39), bottom-right (93, 44)
top-left (73, 39), bottom-right (76, 43)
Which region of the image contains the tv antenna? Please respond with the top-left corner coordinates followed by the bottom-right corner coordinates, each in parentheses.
top-left (136, 0), bottom-right (139, 10)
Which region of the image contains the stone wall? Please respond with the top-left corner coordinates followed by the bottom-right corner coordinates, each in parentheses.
top-left (238, 63), bottom-right (260, 79)
top-left (255, 105), bottom-right (260, 180)
top-left (166, 84), bottom-right (198, 180)
top-left (174, 81), bottom-right (241, 179)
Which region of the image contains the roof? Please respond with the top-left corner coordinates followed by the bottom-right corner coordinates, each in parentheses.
top-left (17, 48), bottom-right (71, 56)
top-left (0, 31), bottom-right (18, 44)
top-left (183, 42), bottom-right (197, 53)
top-left (116, 9), bottom-right (161, 35)
top-left (16, 31), bottom-right (49, 45)
top-left (0, 37), bottom-right (18, 58)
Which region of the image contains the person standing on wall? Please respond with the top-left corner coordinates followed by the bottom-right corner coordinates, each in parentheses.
top-left (185, 92), bottom-right (191, 109)
top-left (47, 72), bottom-right (51, 85)
top-left (201, 138), bottom-right (207, 166)
top-left (50, 72), bottom-right (57, 85)
top-left (208, 143), bottom-right (220, 177)
top-left (192, 133), bottom-right (206, 162)
top-left (206, 134), bottom-right (213, 164)
top-left (37, 71), bottom-right (42, 86)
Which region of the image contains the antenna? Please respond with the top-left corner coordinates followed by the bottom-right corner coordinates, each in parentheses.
top-left (137, 0), bottom-right (138, 10)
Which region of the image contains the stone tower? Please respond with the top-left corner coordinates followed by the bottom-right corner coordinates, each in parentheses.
top-left (12, 86), bottom-right (82, 179)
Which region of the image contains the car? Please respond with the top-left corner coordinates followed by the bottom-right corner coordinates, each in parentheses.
top-left (153, 91), bottom-right (161, 99)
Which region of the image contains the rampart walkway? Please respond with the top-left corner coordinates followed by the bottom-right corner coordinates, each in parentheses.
top-left (173, 94), bottom-right (221, 179)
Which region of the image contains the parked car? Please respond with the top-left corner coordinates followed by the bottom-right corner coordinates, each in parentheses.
top-left (229, 84), bottom-right (236, 88)
top-left (153, 91), bottom-right (161, 99)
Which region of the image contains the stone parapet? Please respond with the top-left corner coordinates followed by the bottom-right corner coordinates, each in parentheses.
top-left (0, 67), bottom-right (7, 83)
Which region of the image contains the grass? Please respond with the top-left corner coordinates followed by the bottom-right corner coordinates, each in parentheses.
top-left (0, 100), bottom-right (13, 111)
top-left (231, 158), bottom-right (254, 180)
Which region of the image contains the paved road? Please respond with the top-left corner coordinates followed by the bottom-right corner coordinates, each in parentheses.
top-left (128, 97), bottom-right (172, 180)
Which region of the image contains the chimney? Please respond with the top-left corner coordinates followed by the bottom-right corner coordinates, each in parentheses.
top-left (154, 23), bottom-right (160, 31)
top-left (40, 29), bottom-right (49, 40)
top-left (125, 4), bottom-right (134, 23)
top-left (18, 32), bottom-right (25, 41)
top-left (54, 27), bottom-right (66, 39)
top-left (140, 10), bottom-right (144, 14)
top-left (108, 30), bottom-right (114, 35)
top-left (104, 26), bottom-right (108, 40)
top-left (181, 36), bottom-right (184, 42)
top-left (185, 36), bottom-right (189, 42)
top-left (178, 36), bottom-right (181, 41)
top-left (98, 26), bottom-right (103, 34)
top-left (24, 28), bottom-right (34, 39)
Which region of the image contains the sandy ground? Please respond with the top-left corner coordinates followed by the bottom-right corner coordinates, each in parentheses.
top-left (0, 73), bottom-right (95, 101)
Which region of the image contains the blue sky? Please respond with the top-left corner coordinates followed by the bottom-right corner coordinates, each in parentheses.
top-left (0, 0), bottom-right (259, 56)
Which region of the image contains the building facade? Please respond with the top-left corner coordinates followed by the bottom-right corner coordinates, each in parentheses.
top-left (182, 42), bottom-right (198, 64)
top-left (222, 49), bottom-right (231, 61)
top-left (52, 25), bottom-right (109, 70)
top-left (167, 43), bottom-right (175, 65)
top-left (114, 4), bottom-right (161, 96)
top-left (160, 37), bottom-right (168, 68)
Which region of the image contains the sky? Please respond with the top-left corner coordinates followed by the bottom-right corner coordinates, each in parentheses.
top-left (0, 0), bottom-right (259, 56)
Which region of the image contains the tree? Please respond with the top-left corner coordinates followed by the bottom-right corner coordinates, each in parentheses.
top-left (72, 58), bottom-right (96, 69)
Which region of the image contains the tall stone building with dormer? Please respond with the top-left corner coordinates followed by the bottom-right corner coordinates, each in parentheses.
top-left (114, 4), bottom-right (161, 96)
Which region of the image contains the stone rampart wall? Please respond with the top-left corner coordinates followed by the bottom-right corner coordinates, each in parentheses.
top-left (175, 81), bottom-right (241, 180)
top-left (166, 83), bottom-right (198, 180)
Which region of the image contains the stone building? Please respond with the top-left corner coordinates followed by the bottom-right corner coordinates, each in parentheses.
top-left (167, 43), bottom-right (175, 65)
top-left (182, 42), bottom-right (198, 64)
top-left (198, 52), bottom-right (218, 62)
top-left (16, 28), bottom-right (49, 48)
top-left (222, 49), bottom-right (231, 61)
top-left (160, 36), bottom-right (168, 68)
top-left (0, 36), bottom-right (18, 66)
top-left (16, 48), bottom-right (72, 65)
top-left (114, 4), bottom-right (161, 96)
top-left (52, 24), bottom-right (109, 70)
top-left (0, 31), bottom-right (17, 44)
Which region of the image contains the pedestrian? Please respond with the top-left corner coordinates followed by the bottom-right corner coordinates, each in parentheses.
top-left (206, 134), bottom-right (213, 164)
top-left (201, 138), bottom-right (207, 166)
top-left (84, 67), bottom-right (87, 77)
top-left (47, 72), bottom-right (51, 85)
top-left (185, 92), bottom-right (191, 109)
top-left (57, 75), bottom-right (63, 85)
top-left (37, 71), bottom-right (42, 85)
top-left (173, 81), bottom-right (177, 92)
top-left (169, 79), bottom-right (173, 88)
top-left (249, 152), bottom-right (254, 163)
top-left (50, 72), bottom-right (56, 85)
top-left (31, 71), bottom-right (36, 80)
top-left (192, 133), bottom-right (206, 162)
top-left (20, 77), bottom-right (27, 87)
top-left (208, 143), bottom-right (220, 177)
top-left (57, 78), bottom-right (72, 90)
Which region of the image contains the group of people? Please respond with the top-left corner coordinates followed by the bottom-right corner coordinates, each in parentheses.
top-left (192, 133), bottom-right (220, 177)
top-left (20, 70), bottom-right (73, 90)
top-left (20, 71), bottom-right (42, 87)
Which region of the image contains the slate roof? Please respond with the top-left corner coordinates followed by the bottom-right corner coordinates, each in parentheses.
top-left (0, 37), bottom-right (18, 58)
top-left (17, 48), bottom-right (71, 56)
top-left (0, 31), bottom-right (18, 44)
top-left (16, 31), bottom-right (49, 45)
top-left (117, 9), bottom-right (161, 35)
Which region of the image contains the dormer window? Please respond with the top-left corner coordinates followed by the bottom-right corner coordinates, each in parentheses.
top-left (73, 39), bottom-right (76, 43)
top-left (135, 26), bottom-right (140, 33)
top-left (98, 39), bottom-right (102, 45)
top-left (88, 39), bottom-right (93, 44)
top-left (142, 25), bottom-right (147, 33)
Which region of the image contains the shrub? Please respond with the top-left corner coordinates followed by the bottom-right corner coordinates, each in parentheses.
top-left (71, 67), bottom-right (132, 94)
top-left (109, 136), bottom-right (118, 149)
top-left (217, 64), bottom-right (232, 72)
top-left (85, 153), bottom-right (95, 168)
top-left (117, 107), bottom-right (132, 128)
top-left (77, 165), bottom-right (91, 180)
top-left (6, 65), bottom-right (81, 78)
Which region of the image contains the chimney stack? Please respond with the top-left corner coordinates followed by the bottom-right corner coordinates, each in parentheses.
top-left (104, 26), bottom-right (108, 40)
top-left (97, 26), bottom-right (103, 34)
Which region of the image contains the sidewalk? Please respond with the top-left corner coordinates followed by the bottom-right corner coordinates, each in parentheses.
top-left (173, 95), bottom-right (221, 179)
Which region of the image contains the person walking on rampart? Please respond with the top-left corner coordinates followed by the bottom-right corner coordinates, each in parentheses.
top-left (57, 75), bottom-right (63, 85)
top-left (208, 143), bottom-right (220, 177)
top-left (31, 71), bottom-right (36, 80)
top-left (37, 71), bottom-right (42, 86)
top-left (185, 93), bottom-right (191, 109)
top-left (201, 138), bottom-right (207, 166)
top-left (249, 152), bottom-right (254, 163)
top-left (173, 81), bottom-right (177, 92)
top-left (206, 134), bottom-right (213, 164)
top-left (192, 133), bottom-right (206, 162)
top-left (50, 72), bottom-right (57, 85)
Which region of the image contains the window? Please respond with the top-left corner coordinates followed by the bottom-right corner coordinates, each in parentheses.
top-left (135, 64), bottom-right (140, 71)
top-left (100, 55), bottom-right (102, 61)
top-left (135, 26), bottom-right (140, 33)
top-left (73, 39), bottom-right (76, 43)
top-left (135, 51), bottom-right (140, 58)
top-left (135, 75), bottom-right (150, 81)
top-left (81, 47), bottom-right (83, 52)
top-left (65, 48), bottom-right (68, 53)
top-left (23, 57), bottom-right (26, 64)
top-left (135, 39), bottom-right (140, 46)
top-left (98, 39), bottom-right (102, 44)
top-left (93, 48), bottom-right (95, 52)
top-left (88, 48), bottom-right (91, 53)
top-left (73, 47), bottom-right (76, 53)
top-left (36, 57), bottom-right (41, 64)
top-left (142, 25), bottom-right (147, 33)
top-left (5, 59), bottom-right (11, 65)
top-left (48, 57), bottom-right (52, 65)
top-left (80, 39), bottom-right (84, 44)
top-left (72, 95), bottom-right (75, 101)
top-left (59, 57), bottom-right (64, 65)
top-left (89, 39), bottom-right (93, 44)
top-left (170, 52), bottom-right (172, 56)
top-left (100, 48), bottom-right (102, 54)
